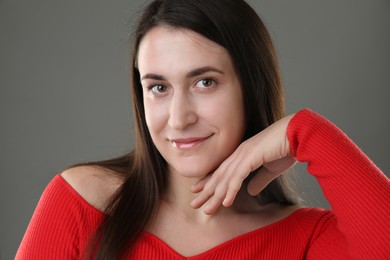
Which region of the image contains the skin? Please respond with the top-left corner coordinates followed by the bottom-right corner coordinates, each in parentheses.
top-left (138, 26), bottom-right (297, 217)
top-left (138, 26), bottom-right (246, 180)
top-left (61, 26), bottom-right (299, 256)
top-left (191, 115), bottom-right (297, 214)
top-left (138, 26), bottom-right (250, 223)
top-left (136, 26), bottom-right (299, 255)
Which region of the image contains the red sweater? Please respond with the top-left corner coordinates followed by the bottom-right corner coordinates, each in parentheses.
top-left (16, 109), bottom-right (390, 259)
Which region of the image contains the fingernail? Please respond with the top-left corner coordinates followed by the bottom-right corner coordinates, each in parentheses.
top-left (191, 199), bottom-right (198, 207)
top-left (222, 198), bottom-right (230, 207)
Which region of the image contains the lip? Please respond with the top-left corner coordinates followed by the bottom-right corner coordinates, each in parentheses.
top-left (170, 135), bottom-right (213, 150)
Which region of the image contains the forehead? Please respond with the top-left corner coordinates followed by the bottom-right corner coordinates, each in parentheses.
top-left (137, 26), bottom-right (232, 74)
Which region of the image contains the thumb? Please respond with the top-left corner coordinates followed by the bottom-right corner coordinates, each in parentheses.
top-left (247, 156), bottom-right (296, 196)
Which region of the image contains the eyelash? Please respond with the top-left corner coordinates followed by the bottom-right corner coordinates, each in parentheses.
top-left (195, 78), bottom-right (217, 89)
top-left (146, 77), bottom-right (218, 95)
top-left (148, 84), bottom-right (167, 94)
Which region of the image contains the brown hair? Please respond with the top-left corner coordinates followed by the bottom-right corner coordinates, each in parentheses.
top-left (80, 0), bottom-right (299, 258)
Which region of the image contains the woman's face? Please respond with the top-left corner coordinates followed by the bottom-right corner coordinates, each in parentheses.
top-left (137, 26), bottom-right (245, 178)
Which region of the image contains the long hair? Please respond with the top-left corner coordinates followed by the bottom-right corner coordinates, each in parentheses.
top-left (82, 0), bottom-right (300, 258)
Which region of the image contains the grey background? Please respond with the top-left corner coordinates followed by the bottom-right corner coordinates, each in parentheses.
top-left (1, 0), bottom-right (389, 259)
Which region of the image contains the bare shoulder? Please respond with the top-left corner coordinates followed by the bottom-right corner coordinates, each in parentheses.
top-left (61, 165), bottom-right (123, 212)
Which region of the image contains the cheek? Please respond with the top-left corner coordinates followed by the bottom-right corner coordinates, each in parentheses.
top-left (209, 92), bottom-right (245, 131)
top-left (144, 100), bottom-right (167, 137)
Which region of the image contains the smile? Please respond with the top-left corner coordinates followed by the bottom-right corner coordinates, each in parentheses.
top-left (170, 135), bottom-right (213, 150)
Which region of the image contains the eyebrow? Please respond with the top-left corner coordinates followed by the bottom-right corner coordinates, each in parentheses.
top-left (140, 66), bottom-right (224, 81)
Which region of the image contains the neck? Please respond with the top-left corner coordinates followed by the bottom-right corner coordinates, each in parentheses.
top-left (158, 168), bottom-right (262, 225)
top-left (162, 171), bottom-right (217, 223)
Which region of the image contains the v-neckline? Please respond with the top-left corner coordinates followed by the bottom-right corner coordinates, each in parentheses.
top-left (143, 208), bottom-right (305, 258)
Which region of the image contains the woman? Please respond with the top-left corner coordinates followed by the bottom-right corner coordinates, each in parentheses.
top-left (17, 0), bottom-right (390, 259)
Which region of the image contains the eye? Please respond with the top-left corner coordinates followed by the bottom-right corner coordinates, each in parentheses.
top-left (150, 84), bottom-right (167, 93)
top-left (195, 78), bottom-right (216, 89)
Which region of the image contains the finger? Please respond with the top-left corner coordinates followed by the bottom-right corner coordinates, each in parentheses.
top-left (222, 181), bottom-right (242, 207)
top-left (221, 155), bottom-right (255, 207)
top-left (191, 142), bottom-right (254, 211)
top-left (190, 179), bottom-right (218, 209)
top-left (203, 152), bottom-right (252, 209)
top-left (247, 156), bottom-right (296, 196)
top-left (191, 161), bottom-right (232, 209)
top-left (190, 175), bottom-right (211, 193)
top-left (247, 167), bottom-right (279, 196)
top-left (203, 186), bottom-right (228, 215)
top-left (190, 184), bottom-right (203, 193)
top-left (191, 193), bottom-right (213, 209)
top-left (263, 156), bottom-right (296, 173)
top-left (221, 166), bottom-right (248, 207)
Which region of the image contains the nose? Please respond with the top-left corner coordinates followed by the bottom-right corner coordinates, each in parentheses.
top-left (168, 91), bottom-right (197, 130)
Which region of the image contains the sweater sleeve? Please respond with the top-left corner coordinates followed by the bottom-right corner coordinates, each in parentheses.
top-left (287, 109), bottom-right (390, 259)
top-left (16, 175), bottom-right (103, 260)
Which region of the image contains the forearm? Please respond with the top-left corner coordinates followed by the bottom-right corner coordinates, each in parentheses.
top-left (288, 109), bottom-right (390, 259)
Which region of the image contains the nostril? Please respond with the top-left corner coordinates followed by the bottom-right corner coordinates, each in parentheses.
top-left (168, 109), bottom-right (198, 130)
top-left (168, 92), bottom-right (198, 130)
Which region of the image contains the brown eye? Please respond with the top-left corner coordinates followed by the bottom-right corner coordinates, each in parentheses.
top-left (151, 84), bottom-right (166, 93)
top-left (196, 78), bottom-right (215, 89)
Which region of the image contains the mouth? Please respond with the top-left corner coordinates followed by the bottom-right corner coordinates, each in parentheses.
top-left (170, 134), bottom-right (213, 150)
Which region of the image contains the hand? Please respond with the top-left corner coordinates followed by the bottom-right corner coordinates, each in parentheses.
top-left (190, 114), bottom-right (297, 215)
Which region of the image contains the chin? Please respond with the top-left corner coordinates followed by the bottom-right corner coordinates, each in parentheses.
top-left (169, 163), bottom-right (215, 179)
